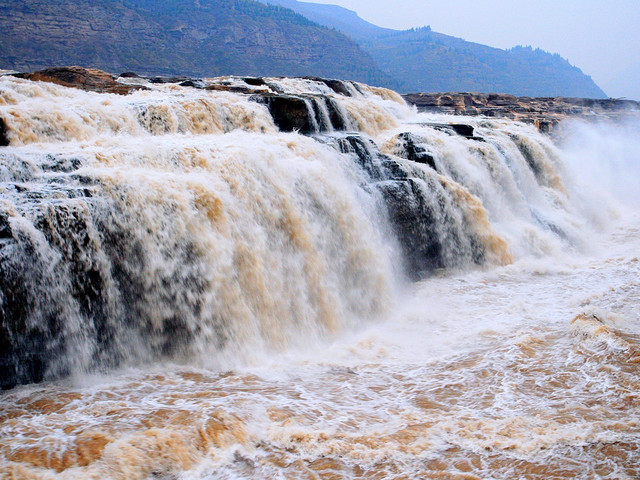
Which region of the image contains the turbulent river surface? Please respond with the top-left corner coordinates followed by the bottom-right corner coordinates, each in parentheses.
top-left (0, 74), bottom-right (639, 479)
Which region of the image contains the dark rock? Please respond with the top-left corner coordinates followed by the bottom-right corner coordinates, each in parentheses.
top-left (0, 117), bottom-right (9, 146)
top-left (309, 97), bottom-right (338, 131)
top-left (376, 176), bottom-right (485, 280)
top-left (40, 154), bottom-right (83, 173)
top-left (334, 135), bottom-right (384, 179)
top-left (394, 133), bottom-right (436, 169)
top-left (425, 123), bottom-right (475, 139)
top-left (0, 212), bottom-right (11, 240)
top-left (148, 76), bottom-right (190, 84)
top-left (448, 124), bottom-right (475, 138)
top-left (13, 66), bottom-right (146, 95)
top-left (376, 179), bottom-right (444, 279)
top-left (242, 77), bottom-right (267, 87)
top-left (119, 72), bottom-right (141, 78)
top-left (535, 119), bottom-right (553, 134)
top-left (333, 133), bottom-right (409, 181)
top-left (326, 98), bottom-right (348, 131)
top-left (329, 133), bottom-right (483, 280)
top-left (206, 84), bottom-right (253, 94)
top-left (252, 94), bottom-right (317, 133)
top-left (179, 80), bottom-right (206, 89)
top-left (0, 149), bottom-right (226, 389)
top-left (303, 77), bottom-right (353, 96)
top-left (0, 194), bottom-right (110, 389)
top-left (251, 90), bottom-right (352, 133)
top-left (328, 131), bottom-right (489, 280)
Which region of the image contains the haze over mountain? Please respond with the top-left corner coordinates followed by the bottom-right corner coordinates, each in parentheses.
top-left (0, 0), bottom-right (607, 97)
top-left (259, 0), bottom-right (607, 98)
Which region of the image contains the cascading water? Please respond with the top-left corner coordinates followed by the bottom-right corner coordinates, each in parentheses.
top-left (1, 72), bottom-right (638, 480)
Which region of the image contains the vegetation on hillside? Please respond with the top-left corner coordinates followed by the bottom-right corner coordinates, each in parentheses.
top-left (0, 0), bottom-right (607, 97)
top-left (0, 0), bottom-right (389, 84)
top-left (260, 0), bottom-right (607, 97)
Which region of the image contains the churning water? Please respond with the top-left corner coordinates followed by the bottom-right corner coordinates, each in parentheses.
top-left (0, 74), bottom-right (638, 479)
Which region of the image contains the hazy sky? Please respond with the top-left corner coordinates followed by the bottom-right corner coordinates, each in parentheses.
top-left (309, 0), bottom-right (640, 99)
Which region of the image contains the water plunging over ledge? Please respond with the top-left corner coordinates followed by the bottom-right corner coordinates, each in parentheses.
top-left (1, 70), bottom-right (639, 479)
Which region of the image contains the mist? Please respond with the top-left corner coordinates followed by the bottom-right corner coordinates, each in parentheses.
top-left (559, 119), bottom-right (640, 209)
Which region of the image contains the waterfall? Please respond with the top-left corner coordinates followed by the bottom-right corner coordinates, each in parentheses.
top-left (0, 73), bottom-right (593, 388)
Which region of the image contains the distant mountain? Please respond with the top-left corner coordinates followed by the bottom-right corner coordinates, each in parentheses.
top-left (259, 0), bottom-right (607, 98)
top-left (257, 0), bottom-right (394, 40)
top-left (0, 0), bottom-right (389, 85)
top-left (0, 0), bottom-right (608, 97)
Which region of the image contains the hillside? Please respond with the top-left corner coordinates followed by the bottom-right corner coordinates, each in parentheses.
top-left (0, 0), bottom-right (389, 84)
top-left (259, 0), bottom-right (607, 98)
top-left (257, 0), bottom-right (394, 40)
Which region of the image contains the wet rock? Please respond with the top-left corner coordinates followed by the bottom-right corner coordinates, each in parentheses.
top-left (242, 77), bottom-right (267, 87)
top-left (0, 152), bottom-right (221, 389)
top-left (206, 84), bottom-right (253, 94)
top-left (376, 177), bottom-right (485, 280)
top-left (394, 132), bottom-right (436, 169)
top-left (0, 211), bottom-right (11, 239)
top-left (13, 66), bottom-right (146, 95)
top-left (252, 94), bottom-right (316, 133)
top-left (325, 98), bottom-right (348, 131)
top-left (334, 135), bottom-right (383, 179)
top-left (0, 116), bottom-right (8, 146)
top-left (328, 132), bottom-right (485, 280)
top-left (535, 119), bottom-right (553, 134)
top-left (179, 79), bottom-right (206, 89)
top-left (421, 123), bottom-right (475, 139)
top-left (39, 154), bottom-right (83, 173)
top-left (252, 91), bottom-right (352, 133)
top-left (303, 77), bottom-right (353, 96)
top-left (331, 133), bottom-right (406, 181)
top-left (447, 124), bottom-right (475, 138)
top-left (376, 179), bottom-right (444, 279)
top-left (148, 76), bottom-right (190, 84)
top-left (119, 71), bottom-right (141, 78)
top-left (0, 195), bottom-right (110, 389)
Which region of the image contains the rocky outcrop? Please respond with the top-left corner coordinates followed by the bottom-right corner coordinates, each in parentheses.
top-left (0, 171), bottom-right (106, 389)
top-left (254, 94), bottom-right (317, 133)
top-left (303, 76), bottom-right (357, 96)
top-left (331, 133), bottom-right (485, 280)
top-left (391, 133), bottom-right (436, 169)
top-left (251, 91), bottom-right (351, 133)
top-left (13, 66), bottom-right (146, 95)
top-left (404, 92), bottom-right (640, 133)
top-left (0, 153), bottom-right (206, 389)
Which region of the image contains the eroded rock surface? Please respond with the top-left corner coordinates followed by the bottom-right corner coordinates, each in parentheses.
top-left (13, 66), bottom-right (146, 95)
top-left (404, 92), bottom-right (640, 132)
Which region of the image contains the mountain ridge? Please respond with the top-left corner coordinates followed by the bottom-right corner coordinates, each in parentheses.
top-left (0, 0), bottom-right (607, 98)
top-left (0, 0), bottom-right (390, 85)
top-left (259, 0), bottom-right (607, 98)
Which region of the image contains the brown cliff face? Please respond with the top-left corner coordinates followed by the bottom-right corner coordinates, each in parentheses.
top-left (403, 92), bottom-right (640, 133)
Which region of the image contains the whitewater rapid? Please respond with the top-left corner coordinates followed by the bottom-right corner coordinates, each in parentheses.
top-left (1, 73), bottom-right (639, 479)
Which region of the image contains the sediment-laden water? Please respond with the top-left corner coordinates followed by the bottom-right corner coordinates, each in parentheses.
top-left (0, 74), bottom-right (638, 479)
